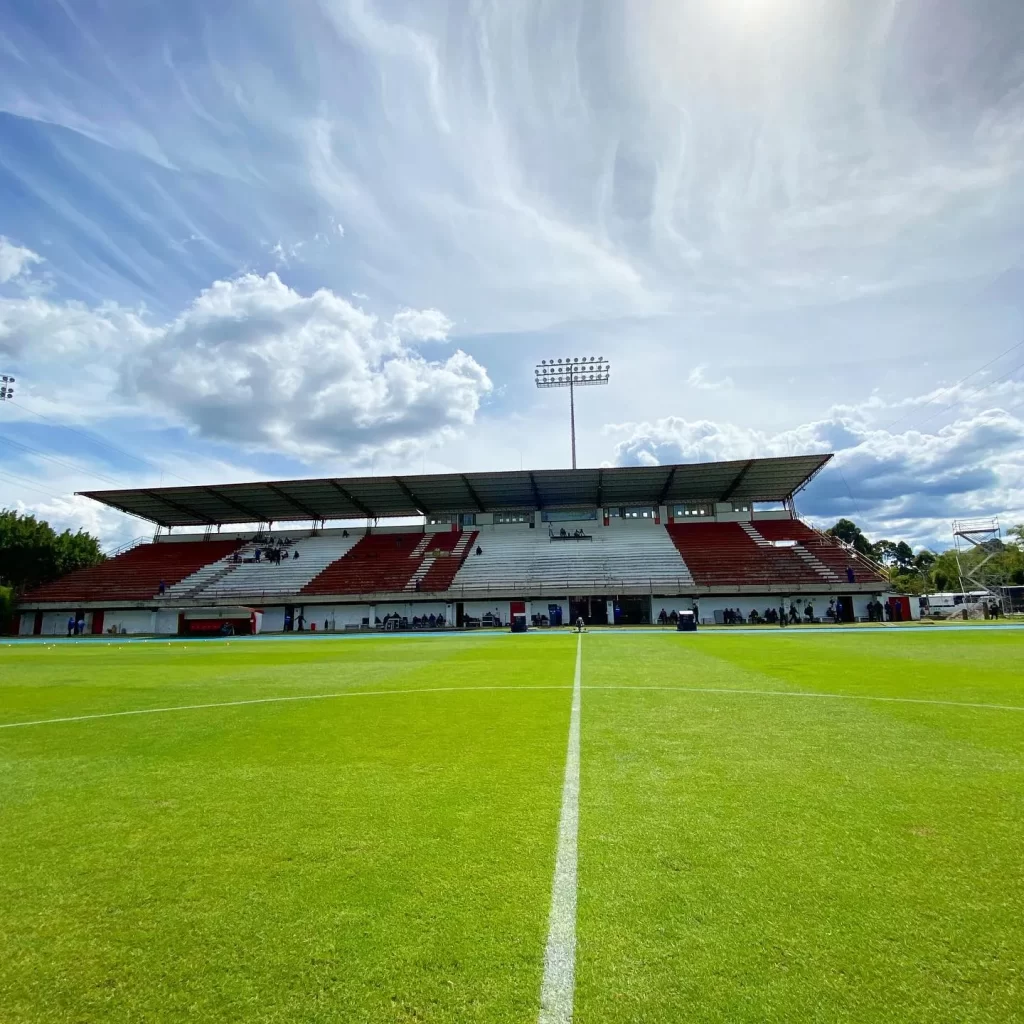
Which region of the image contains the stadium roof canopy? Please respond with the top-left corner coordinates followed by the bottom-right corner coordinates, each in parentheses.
top-left (79, 454), bottom-right (832, 528)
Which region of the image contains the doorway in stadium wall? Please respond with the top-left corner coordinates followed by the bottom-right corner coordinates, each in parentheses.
top-left (615, 596), bottom-right (651, 625)
top-left (570, 597), bottom-right (608, 625)
top-left (836, 595), bottom-right (856, 623)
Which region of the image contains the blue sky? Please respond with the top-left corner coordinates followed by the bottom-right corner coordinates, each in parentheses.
top-left (1, 0), bottom-right (1023, 550)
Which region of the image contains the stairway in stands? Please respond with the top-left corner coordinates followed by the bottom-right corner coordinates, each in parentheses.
top-left (413, 531), bottom-right (477, 591)
top-left (750, 519), bottom-right (888, 584)
top-left (23, 539), bottom-right (244, 603)
top-left (302, 532), bottom-right (427, 595)
top-left (740, 522), bottom-right (841, 583)
top-left (665, 522), bottom-right (820, 586)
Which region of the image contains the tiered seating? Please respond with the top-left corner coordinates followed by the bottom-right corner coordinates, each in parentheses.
top-left (451, 526), bottom-right (692, 593)
top-left (170, 534), bottom-right (365, 600)
top-left (414, 531), bottom-right (477, 591)
top-left (665, 523), bottom-right (820, 586)
top-left (302, 533), bottom-right (425, 595)
top-left (22, 539), bottom-right (242, 602)
top-left (752, 520), bottom-right (888, 583)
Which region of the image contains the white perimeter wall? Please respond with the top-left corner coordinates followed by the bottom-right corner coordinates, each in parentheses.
top-left (105, 610), bottom-right (157, 634)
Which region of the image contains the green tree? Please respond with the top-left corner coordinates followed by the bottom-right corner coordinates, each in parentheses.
top-left (0, 509), bottom-right (105, 592)
top-left (871, 539), bottom-right (897, 566)
top-left (827, 518), bottom-right (874, 556)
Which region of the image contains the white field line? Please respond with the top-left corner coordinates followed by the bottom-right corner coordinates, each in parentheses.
top-left (538, 633), bottom-right (582, 1024)
top-left (0, 685), bottom-right (571, 731)
top-left (586, 685), bottom-right (1024, 713)
top-left (4, 678), bottom-right (1021, 733)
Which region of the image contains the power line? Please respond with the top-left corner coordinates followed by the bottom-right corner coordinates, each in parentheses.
top-left (0, 434), bottom-right (126, 488)
top-left (880, 338), bottom-right (1024, 434)
top-left (2, 398), bottom-right (195, 485)
top-left (904, 357), bottom-right (1024, 434)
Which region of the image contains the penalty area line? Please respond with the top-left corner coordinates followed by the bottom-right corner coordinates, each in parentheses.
top-left (538, 632), bottom-right (582, 1024)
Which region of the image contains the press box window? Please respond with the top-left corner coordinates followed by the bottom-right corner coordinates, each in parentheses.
top-left (673, 503), bottom-right (711, 518)
top-left (494, 511), bottom-right (531, 524)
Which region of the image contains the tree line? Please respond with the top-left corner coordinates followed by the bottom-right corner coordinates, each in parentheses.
top-left (0, 509), bottom-right (106, 594)
top-left (826, 518), bottom-right (1024, 595)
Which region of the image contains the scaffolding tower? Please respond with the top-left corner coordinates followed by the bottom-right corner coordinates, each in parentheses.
top-left (952, 517), bottom-right (1006, 611)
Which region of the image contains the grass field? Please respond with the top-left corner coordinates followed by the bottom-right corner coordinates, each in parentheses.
top-left (2, 628), bottom-right (1023, 1023)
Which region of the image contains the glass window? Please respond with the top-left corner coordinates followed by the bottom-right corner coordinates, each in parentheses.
top-left (672, 503), bottom-right (711, 518)
top-left (541, 509), bottom-right (598, 523)
top-left (494, 511), bottom-right (530, 524)
top-left (623, 506), bottom-right (656, 519)
top-left (731, 502), bottom-right (750, 513)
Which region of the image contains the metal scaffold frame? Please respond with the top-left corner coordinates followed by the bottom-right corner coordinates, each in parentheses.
top-left (952, 517), bottom-right (1006, 611)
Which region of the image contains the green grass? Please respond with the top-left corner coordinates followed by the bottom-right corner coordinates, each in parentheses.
top-left (2, 629), bottom-right (1023, 1022)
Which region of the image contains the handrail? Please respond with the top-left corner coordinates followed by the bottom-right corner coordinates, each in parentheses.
top-left (104, 536), bottom-right (149, 558)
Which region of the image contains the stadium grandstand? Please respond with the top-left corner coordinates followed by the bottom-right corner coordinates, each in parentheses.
top-left (13, 454), bottom-right (892, 636)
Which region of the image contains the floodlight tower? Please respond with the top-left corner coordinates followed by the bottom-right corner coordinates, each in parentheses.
top-left (534, 356), bottom-right (610, 469)
top-left (0, 373), bottom-right (14, 402)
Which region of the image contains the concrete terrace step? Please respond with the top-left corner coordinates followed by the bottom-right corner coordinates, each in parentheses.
top-left (792, 544), bottom-right (842, 582)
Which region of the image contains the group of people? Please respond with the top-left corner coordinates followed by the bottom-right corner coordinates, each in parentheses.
top-left (718, 601), bottom-right (817, 626)
top-left (381, 612), bottom-right (446, 630)
top-left (548, 526), bottom-right (590, 540)
top-left (247, 539), bottom-right (299, 565)
top-left (865, 598), bottom-right (891, 622)
top-left (66, 615), bottom-right (86, 636)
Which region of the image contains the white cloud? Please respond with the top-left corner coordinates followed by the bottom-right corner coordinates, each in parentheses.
top-left (607, 397), bottom-right (1024, 548)
top-left (687, 365), bottom-right (733, 391)
top-left (391, 307), bottom-right (453, 341)
top-left (3, 269), bottom-right (490, 461)
top-left (121, 273), bottom-right (489, 459)
top-left (0, 236), bottom-right (43, 283)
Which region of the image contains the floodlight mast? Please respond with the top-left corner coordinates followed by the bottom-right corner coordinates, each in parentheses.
top-left (0, 373), bottom-right (15, 402)
top-left (534, 356), bottom-right (610, 469)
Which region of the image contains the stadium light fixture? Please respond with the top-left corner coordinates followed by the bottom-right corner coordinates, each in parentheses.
top-left (534, 356), bottom-right (610, 469)
top-left (0, 374), bottom-right (14, 402)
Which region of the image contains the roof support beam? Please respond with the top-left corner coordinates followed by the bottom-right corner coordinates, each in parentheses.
top-left (527, 472), bottom-right (543, 509)
top-left (266, 483), bottom-right (321, 520)
top-left (326, 480), bottom-right (374, 518)
top-left (721, 459), bottom-right (756, 502)
top-left (394, 477), bottom-right (431, 516)
top-left (596, 468), bottom-right (604, 509)
top-left (143, 490), bottom-right (216, 526)
top-left (460, 475), bottom-right (485, 513)
top-left (203, 487), bottom-right (265, 523)
top-left (657, 466), bottom-right (677, 505)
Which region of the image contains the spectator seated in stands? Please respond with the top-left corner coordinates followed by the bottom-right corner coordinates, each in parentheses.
top-left (476, 545), bottom-right (482, 555)
top-left (846, 566), bottom-right (856, 583)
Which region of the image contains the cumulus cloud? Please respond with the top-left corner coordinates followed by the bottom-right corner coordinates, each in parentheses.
top-left (391, 307), bottom-right (453, 341)
top-left (0, 237), bottom-right (43, 283)
top-left (121, 273), bottom-right (489, 458)
top-left (2, 269), bottom-right (490, 461)
top-left (607, 399), bottom-right (1024, 548)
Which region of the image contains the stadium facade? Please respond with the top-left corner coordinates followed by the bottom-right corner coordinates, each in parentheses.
top-left (13, 455), bottom-right (896, 636)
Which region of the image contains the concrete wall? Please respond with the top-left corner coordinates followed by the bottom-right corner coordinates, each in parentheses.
top-left (104, 609), bottom-right (157, 634)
